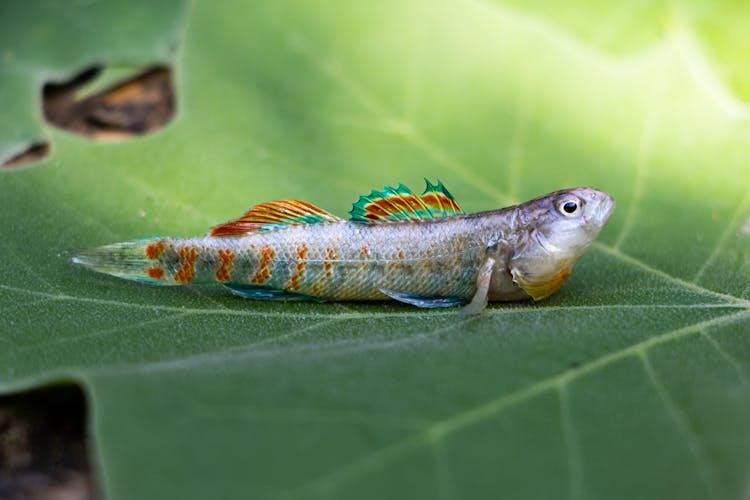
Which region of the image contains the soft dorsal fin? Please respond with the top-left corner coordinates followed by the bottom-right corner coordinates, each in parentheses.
top-left (210, 200), bottom-right (342, 236)
top-left (349, 179), bottom-right (464, 222)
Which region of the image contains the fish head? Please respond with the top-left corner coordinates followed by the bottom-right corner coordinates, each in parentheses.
top-left (508, 187), bottom-right (615, 300)
top-left (526, 187), bottom-right (616, 256)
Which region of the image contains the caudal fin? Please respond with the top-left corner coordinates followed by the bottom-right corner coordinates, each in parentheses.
top-left (71, 237), bottom-right (169, 285)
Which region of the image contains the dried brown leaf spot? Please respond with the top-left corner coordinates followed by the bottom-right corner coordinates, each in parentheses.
top-left (43, 65), bottom-right (175, 141)
top-left (0, 384), bottom-right (100, 500)
top-left (1, 65), bottom-right (175, 169)
top-left (0, 142), bottom-right (51, 169)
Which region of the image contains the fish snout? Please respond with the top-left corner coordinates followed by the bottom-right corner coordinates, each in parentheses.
top-left (597, 192), bottom-right (616, 224)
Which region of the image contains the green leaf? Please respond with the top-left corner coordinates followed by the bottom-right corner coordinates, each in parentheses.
top-left (2, 1), bottom-right (750, 499)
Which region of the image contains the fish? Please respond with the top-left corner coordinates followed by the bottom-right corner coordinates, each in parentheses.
top-left (72, 180), bottom-right (615, 313)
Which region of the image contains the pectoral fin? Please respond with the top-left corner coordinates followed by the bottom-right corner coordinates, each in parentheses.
top-left (461, 254), bottom-right (497, 314)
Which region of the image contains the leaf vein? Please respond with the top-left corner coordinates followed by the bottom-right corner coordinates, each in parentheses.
top-left (559, 385), bottom-right (585, 500)
top-left (282, 29), bottom-right (512, 204)
top-left (283, 309), bottom-right (749, 497)
top-left (594, 243), bottom-right (750, 307)
top-left (699, 329), bottom-right (750, 389)
top-left (638, 349), bottom-right (719, 498)
top-left (693, 190), bottom-right (750, 284)
top-left (613, 79), bottom-right (664, 249)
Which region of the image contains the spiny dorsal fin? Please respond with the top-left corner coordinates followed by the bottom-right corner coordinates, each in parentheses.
top-left (349, 179), bottom-right (464, 222)
top-left (210, 200), bottom-right (342, 236)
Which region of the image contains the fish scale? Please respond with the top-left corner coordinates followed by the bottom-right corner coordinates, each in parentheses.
top-left (153, 219), bottom-right (486, 300)
top-left (72, 180), bottom-right (615, 312)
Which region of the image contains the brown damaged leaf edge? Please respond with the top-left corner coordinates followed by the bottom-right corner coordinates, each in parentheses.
top-left (2, 65), bottom-right (176, 168)
top-left (0, 142), bottom-right (51, 169)
top-left (0, 384), bottom-right (100, 500)
top-left (43, 65), bottom-right (175, 141)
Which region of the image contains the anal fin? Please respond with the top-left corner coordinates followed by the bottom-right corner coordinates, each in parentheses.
top-left (225, 284), bottom-right (322, 302)
top-left (379, 288), bottom-right (464, 309)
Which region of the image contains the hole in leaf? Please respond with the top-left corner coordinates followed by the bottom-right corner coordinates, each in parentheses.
top-left (43, 64), bottom-right (175, 141)
top-left (1, 142), bottom-right (52, 169)
top-left (0, 383), bottom-right (100, 500)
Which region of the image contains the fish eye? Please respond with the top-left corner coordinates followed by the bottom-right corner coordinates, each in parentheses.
top-left (557, 197), bottom-right (581, 217)
top-left (563, 201), bottom-right (578, 213)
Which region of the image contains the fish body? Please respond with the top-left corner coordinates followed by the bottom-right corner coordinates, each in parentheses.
top-left (73, 181), bottom-right (615, 312)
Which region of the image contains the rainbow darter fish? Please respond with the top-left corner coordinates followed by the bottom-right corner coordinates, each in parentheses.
top-left (72, 180), bottom-right (615, 313)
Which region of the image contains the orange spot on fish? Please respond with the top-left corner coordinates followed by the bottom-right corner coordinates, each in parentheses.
top-left (324, 247), bottom-right (336, 278)
top-left (289, 244), bottom-right (308, 291)
top-left (360, 245), bottom-right (369, 258)
top-left (174, 246), bottom-right (198, 283)
top-left (215, 249), bottom-right (235, 282)
top-left (147, 267), bottom-right (164, 279)
top-left (251, 245), bottom-right (276, 284)
top-left (296, 244), bottom-right (309, 260)
top-left (397, 248), bottom-right (404, 259)
top-left (145, 241), bottom-right (166, 260)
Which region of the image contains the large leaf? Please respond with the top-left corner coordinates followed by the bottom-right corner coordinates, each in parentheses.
top-left (2, 1), bottom-right (750, 499)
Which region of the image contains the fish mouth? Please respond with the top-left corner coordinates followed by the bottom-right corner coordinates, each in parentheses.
top-left (596, 193), bottom-right (616, 225)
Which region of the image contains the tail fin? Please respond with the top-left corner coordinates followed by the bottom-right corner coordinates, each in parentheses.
top-left (71, 237), bottom-right (170, 285)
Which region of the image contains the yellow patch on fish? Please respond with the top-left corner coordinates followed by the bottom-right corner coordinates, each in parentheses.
top-left (512, 265), bottom-right (573, 301)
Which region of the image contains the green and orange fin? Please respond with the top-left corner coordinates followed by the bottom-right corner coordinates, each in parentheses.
top-left (210, 200), bottom-right (342, 236)
top-left (349, 179), bottom-right (464, 222)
